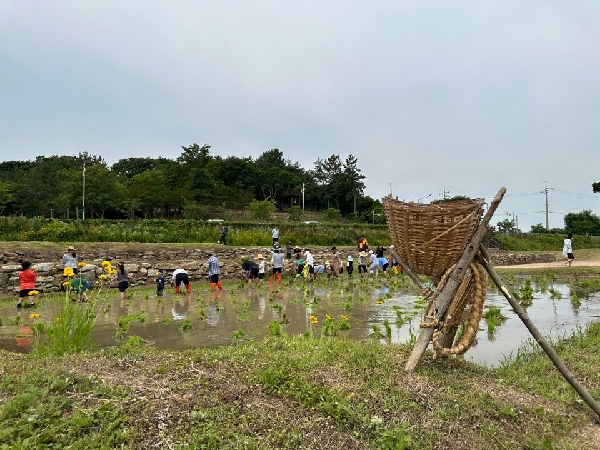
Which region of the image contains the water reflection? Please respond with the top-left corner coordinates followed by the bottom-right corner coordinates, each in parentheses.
top-left (1, 280), bottom-right (600, 366)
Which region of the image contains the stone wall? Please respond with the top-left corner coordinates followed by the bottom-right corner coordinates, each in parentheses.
top-left (0, 246), bottom-right (557, 294)
top-left (487, 249), bottom-right (556, 266)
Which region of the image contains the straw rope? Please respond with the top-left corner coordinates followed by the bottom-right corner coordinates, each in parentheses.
top-left (428, 262), bottom-right (487, 358)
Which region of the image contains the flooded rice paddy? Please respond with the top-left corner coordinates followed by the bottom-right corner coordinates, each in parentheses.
top-left (1, 276), bottom-right (600, 368)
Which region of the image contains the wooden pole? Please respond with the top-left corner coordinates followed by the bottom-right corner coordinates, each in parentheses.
top-left (389, 249), bottom-right (427, 291)
top-left (477, 245), bottom-right (600, 419)
top-left (404, 187), bottom-right (506, 372)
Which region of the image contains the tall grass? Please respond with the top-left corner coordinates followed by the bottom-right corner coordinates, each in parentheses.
top-left (32, 292), bottom-right (103, 356)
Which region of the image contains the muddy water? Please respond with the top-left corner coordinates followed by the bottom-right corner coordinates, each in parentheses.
top-left (1, 281), bottom-right (599, 368)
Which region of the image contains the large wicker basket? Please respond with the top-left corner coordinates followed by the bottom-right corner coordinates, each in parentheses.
top-left (383, 196), bottom-right (485, 278)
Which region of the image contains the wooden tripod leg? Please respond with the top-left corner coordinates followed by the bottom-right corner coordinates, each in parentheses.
top-left (404, 187), bottom-right (506, 373)
top-left (477, 245), bottom-right (600, 419)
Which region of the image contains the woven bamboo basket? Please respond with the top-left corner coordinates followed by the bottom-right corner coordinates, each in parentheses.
top-left (383, 196), bottom-right (485, 278)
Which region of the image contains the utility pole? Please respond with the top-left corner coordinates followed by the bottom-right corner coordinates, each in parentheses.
top-left (441, 186), bottom-right (450, 199)
top-left (82, 163), bottom-right (86, 220)
top-left (541, 182), bottom-right (554, 231)
top-left (301, 183), bottom-right (305, 213)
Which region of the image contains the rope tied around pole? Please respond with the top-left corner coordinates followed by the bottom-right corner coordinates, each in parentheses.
top-left (419, 261), bottom-right (488, 359)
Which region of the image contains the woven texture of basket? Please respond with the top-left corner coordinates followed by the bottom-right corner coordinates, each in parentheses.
top-left (383, 196), bottom-right (485, 278)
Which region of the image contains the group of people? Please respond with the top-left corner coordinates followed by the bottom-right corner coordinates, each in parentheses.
top-left (16, 234), bottom-right (401, 307)
top-left (239, 234), bottom-right (401, 285)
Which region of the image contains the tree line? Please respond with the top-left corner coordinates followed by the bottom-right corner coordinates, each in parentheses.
top-left (0, 145), bottom-right (386, 222)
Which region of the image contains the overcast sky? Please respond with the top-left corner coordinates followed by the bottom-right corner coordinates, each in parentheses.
top-left (1, 1), bottom-right (598, 231)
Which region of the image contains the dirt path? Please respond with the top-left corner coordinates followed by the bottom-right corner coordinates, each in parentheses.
top-left (496, 260), bottom-right (600, 269)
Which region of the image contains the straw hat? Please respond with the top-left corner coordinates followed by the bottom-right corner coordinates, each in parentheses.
top-left (325, 261), bottom-right (330, 266)
top-left (347, 255), bottom-right (353, 261)
top-left (359, 251), bottom-right (367, 257)
top-left (257, 254), bottom-right (264, 259)
top-left (67, 245), bottom-right (76, 251)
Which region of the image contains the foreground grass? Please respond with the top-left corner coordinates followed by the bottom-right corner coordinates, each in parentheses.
top-left (1, 323), bottom-right (599, 449)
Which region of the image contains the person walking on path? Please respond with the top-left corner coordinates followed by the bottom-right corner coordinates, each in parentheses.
top-left (207, 253), bottom-right (223, 291)
top-left (18, 261), bottom-right (37, 308)
top-left (113, 261), bottom-right (131, 299)
top-left (563, 234), bottom-right (574, 267)
top-left (272, 226), bottom-right (280, 245)
top-left (218, 223), bottom-right (228, 245)
top-left (172, 268), bottom-right (192, 294)
top-left (62, 245), bottom-right (79, 274)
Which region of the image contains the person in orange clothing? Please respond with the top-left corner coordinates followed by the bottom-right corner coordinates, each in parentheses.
top-left (18, 261), bottom-right (37, 308)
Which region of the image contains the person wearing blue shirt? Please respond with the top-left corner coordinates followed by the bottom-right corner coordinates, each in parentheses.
top-left (207, 253), bottom-right (223, 291)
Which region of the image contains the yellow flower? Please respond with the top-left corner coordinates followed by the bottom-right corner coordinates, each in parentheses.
top-left (325, 314), bottom-right (332, 320)
top-left (99, 274), bottom-right (108, 280)
top-left (62, 281), bottom-right (71, 287)
top-left (309, 315), bottom-right (318, 324)
top-left (340, 315), bottom-right (349, 321)
top-left (56, 317), bottom-right (62, 321)
top-left (77, 262), bottom-right (86, 268)
top-left (28, 290), bottom-right (39, 296)
top-left (101, 261), bottom-right (112, 270)
top-left (29, 313), bottom-right (40, 319)
top-left (376, 300), bottom-right (384, 305)
top-left (109, 269), bottom-right (117, 276)
top-left (63, 267), bottom-right (74, 277)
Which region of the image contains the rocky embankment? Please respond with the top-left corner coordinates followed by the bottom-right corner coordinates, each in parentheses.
top-left (0, 246), bottom-right (556, 294)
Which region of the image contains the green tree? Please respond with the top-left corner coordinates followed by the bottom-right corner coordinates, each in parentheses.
top-left (249, 199), bottom-right (275, 221)
top-left (341, 154), bottom-right (366, 215)
top-left (530, 223), bottom-right (548, 233)
top-left (592, 182), bottom-right (600, 193)
top-left (128, 169), bottom-right (170, 218)
top-left (177, 143), bottom-right (212, 168)
top-left (288, 206), bottom-right (302, 221)
top-left (0, 180), bottom-right (14, 214)
top-left (496, 218), bottom-right (516, 234)
top-left (564, 210), bottom-right (600, 235)
top-left (323, 208), bottom-right (342, 221)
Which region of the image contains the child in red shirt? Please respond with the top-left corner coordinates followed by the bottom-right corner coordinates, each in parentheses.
top-left (18, 261), bottom-right (37, 308)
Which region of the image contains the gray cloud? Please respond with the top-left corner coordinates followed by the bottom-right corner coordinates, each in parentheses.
top-left (1, 1), bottom-right (599, 230)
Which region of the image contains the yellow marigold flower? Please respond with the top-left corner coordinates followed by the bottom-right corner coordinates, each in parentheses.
top-left (341, 315), bottom-right (349, 321)
top-left (63, 268), bottom-right (74, 277)
top-left (29, 313), bottom-right (40, 319)
top-left (28, 290), bottom-right (39, 296)
top-left (309, 315), bottom-right (318, 324)
top-left (77, 262), bottom-right (86, 268)
top-left (62, 281), bottom-right (71, 287)
top-left (325, 314), bottom-right (332, 320)
top-left (109, 269), bottom-right (117, 275)
top-left (99, 274), bottom-right (108, 280)
top-left (375, 300), bottom-right (384, 305)
top-left (101, 261), bottom-right (112, 268)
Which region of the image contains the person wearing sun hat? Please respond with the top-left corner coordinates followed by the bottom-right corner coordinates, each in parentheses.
top-left (257, 254), bottom-right (266, 283)
top-left (62, 245), bottom-right (79, 274)
top-left (346, 254), bottom-right (354, 276)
